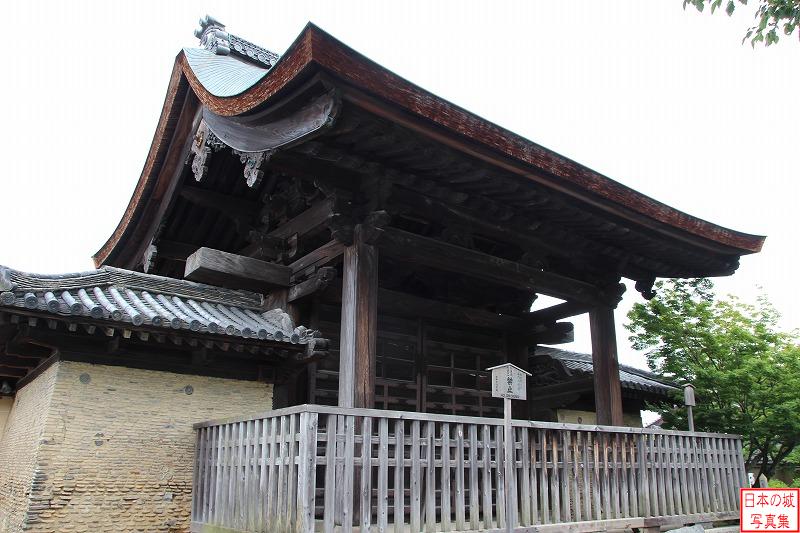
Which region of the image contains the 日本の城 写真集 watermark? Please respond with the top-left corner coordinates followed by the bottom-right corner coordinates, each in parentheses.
top-left (741, 488), bottom-right (800, 532)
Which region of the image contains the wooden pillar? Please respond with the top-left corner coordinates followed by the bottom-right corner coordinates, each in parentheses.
top-left (338, 226), bottom-right (379, 408)
top-left (589, 306), bottom-right (624, 426)
top-left (266, 288), bottom-right (305, 407)
top-left (507, 338), bottom-right (530, 419)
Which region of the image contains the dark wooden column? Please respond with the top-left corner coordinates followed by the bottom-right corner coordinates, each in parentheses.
top-left (338, 226), bottom-right (379, 408)
top-left (590, 307), bottom-right (624, 426)
top-left (265, 288), bottom-right (305, 408)
top-left (507, 338), bottom-right (531, 419)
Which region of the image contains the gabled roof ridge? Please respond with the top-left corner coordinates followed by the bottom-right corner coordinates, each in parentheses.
top-left (194, 15), bottom-right (280, 69)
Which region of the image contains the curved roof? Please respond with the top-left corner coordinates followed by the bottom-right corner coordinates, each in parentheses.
top-left (183, 48), bottom-right (269, 98)
top-left (94, 23), bottom-right (764, 269)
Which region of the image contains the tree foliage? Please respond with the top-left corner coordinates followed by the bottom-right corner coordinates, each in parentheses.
top-left (626, 278), bottom-right (800, 481)
top-left (684, 0), bottom-right (800, 46)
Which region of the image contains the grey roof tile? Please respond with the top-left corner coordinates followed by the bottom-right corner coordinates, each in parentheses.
top-left (535, 346), bottom-right (678, 397)
top-left (183, 48), bottom-right (269, 98)
top-left (0, 265), bottom-right (314, 345)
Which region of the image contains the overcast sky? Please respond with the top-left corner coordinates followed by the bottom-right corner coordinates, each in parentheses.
top-left (1, 1), bottom-right (797, 373)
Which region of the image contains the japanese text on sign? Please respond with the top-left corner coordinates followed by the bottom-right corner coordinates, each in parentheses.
top-left (489, 364), bottom-right (528, 401)
top-left (741, 488), bottom-right (800, 532)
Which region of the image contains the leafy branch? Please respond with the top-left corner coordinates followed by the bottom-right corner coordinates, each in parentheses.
top-left (683, 0), bottom-right (800, 46)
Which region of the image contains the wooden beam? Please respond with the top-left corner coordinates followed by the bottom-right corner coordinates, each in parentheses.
top-left (590, 307), bottom-right (624, 426)
top-left (320, 281), bottom-right (528, 331)
top-left (12, 352), bottom-right (59, 390)
top-left (289, 240), bottom-right (346, 280)
top-left (524, 321), bottom-right (574, 345)
top-left (268, 197), bottom-right (334, 240)
top-left (0, 355), bottom-right (40, 369)
top-left (288, 267), bottom-right (337, 303)
top-left (185, 247), bottom-right (291, 289)
top-left (0, 366), bottom-right (27, 378)
top-left (338, 226), bottom-right (378, 408)
top-left (391, 186), bottom-right (572, 260)
top-left (375, 227), bottom-right (608, 306)
top-left (240, 198), bottom-right (335, 257)
top-left (529, 301), bottom-right (590, 323)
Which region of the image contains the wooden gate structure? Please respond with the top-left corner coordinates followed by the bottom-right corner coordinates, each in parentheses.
top-left (191, 405), bottom-right (746, 532)
top-left (78, 17), bottom-right (766, 532)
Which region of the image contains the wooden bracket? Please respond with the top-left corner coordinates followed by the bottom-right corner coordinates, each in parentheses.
top-left (189, 121), bottom-right (226, 183)
top-left (635, 277), bottom-right (657, 300)
top-left (232, 149), bottom-right (271, 188)
top-left (327, 213), bottom-right (355, 245)
top-left (288, 266), bottom-right (338, 302)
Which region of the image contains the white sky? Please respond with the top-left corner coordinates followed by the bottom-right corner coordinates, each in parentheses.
top-left (1, 1), bottom-right (798, 376)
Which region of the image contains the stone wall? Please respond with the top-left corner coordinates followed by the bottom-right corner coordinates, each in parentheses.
top-left (0, 360), bottom-right (273, 533)
top-left (0, 364), bottom-right (59, 532)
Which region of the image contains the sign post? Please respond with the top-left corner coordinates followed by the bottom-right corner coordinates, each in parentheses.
top-left (488, 363), bottom-right (531, 533)
top-left (684, 383), bottom-right (696, 432)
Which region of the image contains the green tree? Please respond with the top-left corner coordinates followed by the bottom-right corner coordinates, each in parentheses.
top-left (626, 278), bottom-right (800, 481)
top-left (684, 0), bottom-right (800, 46)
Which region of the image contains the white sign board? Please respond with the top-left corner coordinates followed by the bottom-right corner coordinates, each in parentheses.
top-left (488, 363), bottom-right (531, 401)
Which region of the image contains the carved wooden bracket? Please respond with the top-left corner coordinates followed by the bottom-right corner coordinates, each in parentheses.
top-left (233, 149), bottom-right (272, 188)
top-left (635, 277), bottom-right (657, 300)
top-left (190, 121), bottom-right (226, 183)
top-left (142, 243), bottom-right (158, 274)
top-left (327, 214), bottom-right (355, 246)
top-left (600, 282), bottom-right (628, 308)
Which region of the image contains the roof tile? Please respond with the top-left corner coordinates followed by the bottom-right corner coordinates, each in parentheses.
top-left (0, 265), bottom-right (314, 345)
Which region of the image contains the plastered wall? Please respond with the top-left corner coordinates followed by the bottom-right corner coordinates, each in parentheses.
top-left (556, 408), bottom-right (644, 428)
top-left (0, 360), bottom-right (273, 533)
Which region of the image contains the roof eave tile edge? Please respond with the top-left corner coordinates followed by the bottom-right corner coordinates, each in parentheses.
top-left (0, 265), bottom-right (322, 346)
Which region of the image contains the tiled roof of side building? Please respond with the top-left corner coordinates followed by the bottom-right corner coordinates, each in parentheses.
top-left (0, 265), bottom-right (315, 344)
top-left (535, 346), bottom-right (679, 397)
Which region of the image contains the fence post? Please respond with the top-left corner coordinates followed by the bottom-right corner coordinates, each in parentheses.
top-left (297, 411), bottom-right (318, 533)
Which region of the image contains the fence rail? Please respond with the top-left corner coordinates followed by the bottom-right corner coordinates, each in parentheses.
top-left (191, 404), bottom-right (746, 533)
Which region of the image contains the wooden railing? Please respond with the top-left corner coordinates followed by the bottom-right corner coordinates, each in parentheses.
top-left (191, 405), bottom-right (746, 533)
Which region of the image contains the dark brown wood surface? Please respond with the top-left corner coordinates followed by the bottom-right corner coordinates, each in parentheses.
top-left (338, 226), bottom-right (378, 408)
top-left (97, 23), bottom-right (763, 275)
top-left (322, 282), bottom-right (522, 329)
top-left (185, 247), bottom-right (291, 289)
top-left (178, 24), bottom-right (763, 253)
top-left (375, 227), bottom-right (607, 306)
top-left (288, 240), bottom-right (345, 281)
top-left (590, 307), bottom-right (624, 426)
top-left (529, 301), bottom-right (591, 323)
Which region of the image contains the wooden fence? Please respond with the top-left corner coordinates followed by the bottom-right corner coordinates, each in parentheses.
top-left (191, 404), bottom-right (746, 533)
